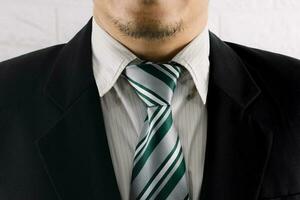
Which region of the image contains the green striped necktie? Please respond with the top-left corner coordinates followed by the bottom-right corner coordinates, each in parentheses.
top-left (123, 60), bottom-right (190, 200)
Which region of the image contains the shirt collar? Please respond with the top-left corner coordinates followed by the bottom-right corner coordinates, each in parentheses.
top-left (91, 17), bottom-right (210, 104)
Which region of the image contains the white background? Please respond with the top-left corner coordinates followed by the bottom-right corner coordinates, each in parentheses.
top-left (1, 0), bottom-right (300, 61)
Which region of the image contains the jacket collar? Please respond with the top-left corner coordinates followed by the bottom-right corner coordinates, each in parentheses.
top-left (38, 17), bottom-right (273, 200)
top-left (199, 31), bottom-right (273, 200)
top-left (43, 18), bottom-right (95, 112)
top-left (38, 18), bottom-right (121, 200)
top-left (208, 32), bottom-right (261, 109)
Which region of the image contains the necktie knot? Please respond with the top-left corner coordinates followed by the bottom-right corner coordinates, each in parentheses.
top-left (123, 60), bottom-right (182, 107)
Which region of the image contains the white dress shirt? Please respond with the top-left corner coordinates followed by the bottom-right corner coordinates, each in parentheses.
top-left (91, 17), bottom-right (210, 200)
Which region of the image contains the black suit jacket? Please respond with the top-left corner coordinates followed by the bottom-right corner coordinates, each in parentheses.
top-left (1, 18), bottom-right (300, 200)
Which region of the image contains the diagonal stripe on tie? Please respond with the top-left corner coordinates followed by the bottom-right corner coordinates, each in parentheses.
top-left (123, 60), bottom-right (190, 200)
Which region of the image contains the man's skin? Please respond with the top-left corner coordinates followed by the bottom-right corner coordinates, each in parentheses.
top-left (93, 0), bottom-right (209, 62)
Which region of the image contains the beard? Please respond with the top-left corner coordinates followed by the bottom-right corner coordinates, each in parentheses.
top-left (110, 15), bottom-right (184, 41)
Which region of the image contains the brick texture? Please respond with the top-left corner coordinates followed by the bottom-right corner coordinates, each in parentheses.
top-left (0, 0), bottom-right (300, 61)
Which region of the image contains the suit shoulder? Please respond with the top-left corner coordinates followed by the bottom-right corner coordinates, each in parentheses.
top-left (0, 44), bottom-right (64, 66)
top-left (229, 41), bottom-right (300, 78)
top-left (226, 41), bottom-right (300, 77)
top-left (226, 41), bottom-right (300, 97)
top-left (0, 44), bottom-right (65, 107)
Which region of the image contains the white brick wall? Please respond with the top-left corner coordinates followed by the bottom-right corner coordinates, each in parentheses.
top-left (0, 0), bottom-right (300, 61)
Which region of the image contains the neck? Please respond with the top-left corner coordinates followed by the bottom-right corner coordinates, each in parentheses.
top-left (93, 9), bottom-right (208, 63)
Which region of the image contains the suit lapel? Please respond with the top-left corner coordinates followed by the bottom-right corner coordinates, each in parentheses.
top-left (199, 32), bottom-right (274, 200)
top-left (36, 18), bottom-right (121, 200)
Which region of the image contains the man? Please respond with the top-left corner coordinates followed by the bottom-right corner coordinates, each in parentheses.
top-left (0, 0), bottom-right (300, 199)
